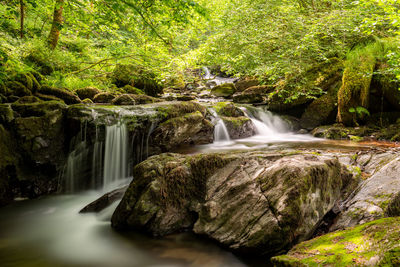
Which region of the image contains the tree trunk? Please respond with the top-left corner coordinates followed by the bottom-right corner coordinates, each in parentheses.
top-left (48, 0), bottom-right (64, 50)
top-left (20, 0), bottom-right (24, 38)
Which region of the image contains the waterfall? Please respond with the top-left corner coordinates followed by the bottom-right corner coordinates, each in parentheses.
top-left (103, 122), bottom-right (128, 191)
top-left (209, 108), bottom-right (231, 142)
top-left (241, 107), bottom-right (288, 136)
top-left (91, 126), bottom-right (103, 189)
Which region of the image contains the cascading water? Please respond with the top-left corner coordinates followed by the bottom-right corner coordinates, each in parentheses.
top-left (241, 107), bottom-right (288, 136)
top-left (103, 121), bottom-right (128, 191)
top-left (209, 108), bottom-right (231, 142)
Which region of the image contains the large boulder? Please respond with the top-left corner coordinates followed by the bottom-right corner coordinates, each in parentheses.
top-left (235, 79), bottom-right (259, 92)
top-left (212, 102), bottom-right (245, 117)
top-left (221, 116), bottom-right (256, 139)
top-left (211, 83), bottom-right (236, 98)
top-left (75, 87), bottom-right (100, 101)
top-left (93, 92), bottom-right (115, 103)
top-left (331, 156), bottom-right (400, 231)
top-left (300, 89), bottom-right (338, 130)
top-left (233, 85), bottom-right (273, 104)
top-left (152, 111), bottom-right (214, 151)
top-left (272, 217), bottom-right (400, 266)
top-left (39, 85), bottom-right (81, 105)
top-left (111, 152), bottom-right (355, 255)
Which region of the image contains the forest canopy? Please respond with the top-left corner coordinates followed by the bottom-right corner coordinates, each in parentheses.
top-left (0, 0), bottom-right (400, 92)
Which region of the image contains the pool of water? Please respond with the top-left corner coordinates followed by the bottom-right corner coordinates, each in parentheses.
top-left (0, 192), bottom-right (252, 267)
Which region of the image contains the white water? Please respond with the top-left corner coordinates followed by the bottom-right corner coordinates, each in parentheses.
top-left (196, 107), bottom-right (316, 152)
top-left (209, 108), bottom-right (231, 143)
top-left (103, 122), bottom-right (129, 191)
top-left (202, 67), bottom-right (237, 87)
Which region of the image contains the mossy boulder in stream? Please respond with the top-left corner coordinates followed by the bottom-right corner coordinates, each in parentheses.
top-left (152, 111), bottom-right (214, 151)
top-left (211, 83), bottom-right (236, 98)
top-left (221, 116), bottom-right (256, 139)
top-left (213, 102), bottom-right (245, 117)
top-left (233, 85), bottom-right (273, 104)
top-left (111, 94), bottom-right (160, 105)
top-left (93, 92), bottom-right (115, 103)
top-left (234, 78), bottom-right (259, 92)
top-left (112, 152), bottom-right (356, 255)
top-left (271, 217), bottom-right (400, 266)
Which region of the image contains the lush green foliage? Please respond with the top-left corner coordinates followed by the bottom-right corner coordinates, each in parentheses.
top-left (0, 0), bottom-right (400, 93)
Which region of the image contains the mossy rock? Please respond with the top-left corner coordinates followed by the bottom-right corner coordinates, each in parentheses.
top-left (35, 93), bottom-right (64, 103)
top-left (235, 78), bottom-right (259, 92)
top-left (271, 217), bottom-right (400, 266)
top-left (152, 111), bottom-right (214, 151)
top-left (300, 89), bottom-right (338, 130)
top-left (213, 102), bottom-right (245, 117)
top-left (337, 55), bottom-right (375, 126)
top-left (211, 83), bottom-right (236, 98)
top-left (111, 94), bottom-right (136, 105)
top-left (221, 116), bottom-right (256, 139)
top-left (5, 81), bottom-right (32, 97)
top-left (75, 87), bottom-right (100, 101)
top-left (11, 100), bottom-right (67, 118)
top-left (233, 85), bottom-right (273, 104)
top-left (122, 85), bottom-right (144, 95)
top-left (82, 98), bottom-right (94, 104)
top-left (39, 85), bottom-right (81, 105)
top-left (111, 64), bottom-right (162, 96)
top-left (13, 96), bottom-right (42, 104)
top-left (177, 95), bottom-right (196, 101)
top-left (93, 92), bottom-right (115, 103)
top-left (0, 104), bottom-right (14, 124)
top-left (156, 101), bottom-right (207, 120)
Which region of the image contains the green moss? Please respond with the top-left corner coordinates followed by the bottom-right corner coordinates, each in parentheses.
top-left (272, 217), bottom-right (400, 266)
top-left (213, 102), bottom-right (244, 117)
top-left (156, 101), bottom-right (206, 120)
top-left (211, 83), bottom-right (236, 97)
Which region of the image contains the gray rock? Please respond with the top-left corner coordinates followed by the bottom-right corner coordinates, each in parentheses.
top-left (112, 152), bottom-right (355, 255)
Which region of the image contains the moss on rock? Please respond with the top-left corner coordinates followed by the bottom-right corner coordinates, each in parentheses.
top-left (233, 85), bottom-right (273, 104)
top-left (211, 83), bottom-right (236, 98)
top-left (213, 102), bottom-right (245, 117)
top-left (39, 85), bottom-right (81, 105)
top-left (93, 92), bottom-right (115, 103)
top-left (221, 116), bottom-right (256, 139)
top-left (75, 87), bottom-right (100, 101)
top-left (5, 81), bottom-right (32, 97)
top-left (271, 217), bottom-right (400, 266)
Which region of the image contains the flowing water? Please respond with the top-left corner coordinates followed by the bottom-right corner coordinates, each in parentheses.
top-left (202, 67), bottom-right (237, 86)
top-left (1, 103), bottom-right (390, 267)
top-left (0, 193), bottom-right (248, 267)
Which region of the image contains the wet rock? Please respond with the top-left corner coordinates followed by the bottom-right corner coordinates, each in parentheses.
top-left (93, 92), bottom-right (115, 104)
top-left (35, 92), bottom-right (64, 102)
top-left (311, 124), bottom-right (374, 140)
top-left (233, 85), bottom-right (273, 104)
top-left (13, 96), bottom-right (42, 104)
top-left (213, 102), bottom-right (245, 117)
top-left (272, 217), bottom-right (400, 266)
top-left (331, 156), bottom-right (400, 231)
top-left (177, 95), bottom-right (196, 101)
top-left (222, 116), bottom-right (256, 139)
top-left (80, 186), bottom-right (128, 213)
top-left (39, 85), bottom-right (81, 105)
top-left (211, 83), bottom-right (236, 98)
top-left (152, 111), bottom-right (214, 151)
top-left (75, 87), bottom-right (101, 101)
top-left (112, 152), bottom-right (355, 255)
top-left (234, 79), bottom-right (259, 92)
